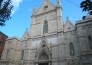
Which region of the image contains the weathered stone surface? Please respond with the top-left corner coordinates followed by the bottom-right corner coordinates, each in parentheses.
top-left (0, 0), bottom-right (92, 65)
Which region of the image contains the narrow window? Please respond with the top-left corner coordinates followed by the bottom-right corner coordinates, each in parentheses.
top-left (88, 36), bottom-right (92, 49)
top-left (43, 20), bottom-right (48, 34)
top-left (70, 43), bottom-right (75, 56)
top-left (6, 50), bottom-right (9, 60)
top-left (21, 50), bottom-right (24, 60)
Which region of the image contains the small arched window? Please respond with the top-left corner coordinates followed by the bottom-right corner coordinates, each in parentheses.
top-left (42, 45), bottom-right (45, 48)
top-left (43, 20), bottom-right (48, 34)
top-left (70, 43), bottom-right (75, 56)
top-left (44, 6), bottom-right (48, 9)
top-left (88, 36), bottom-right (92, 49)
top-left (21, 50), bottom-right (24, 60)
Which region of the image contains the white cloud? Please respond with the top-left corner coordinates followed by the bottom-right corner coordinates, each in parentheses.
top-left (11, 0), bottom-right (22, 14)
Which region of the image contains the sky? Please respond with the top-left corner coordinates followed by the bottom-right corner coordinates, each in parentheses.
top-left (0, 0), bottom-right (87, 38)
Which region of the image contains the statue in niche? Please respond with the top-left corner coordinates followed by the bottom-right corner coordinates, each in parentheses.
top-left (70, 43), bottom-right (75, 55)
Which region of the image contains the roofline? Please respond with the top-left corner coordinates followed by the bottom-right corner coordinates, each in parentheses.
top-left (76, 18), bottom-right (92, 25)
top-left (7, 36), bottom-right (21, 41)
top-left (0, 31), bottom-right (8, 38)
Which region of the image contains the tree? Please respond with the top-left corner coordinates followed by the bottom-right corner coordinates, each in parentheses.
top-left (80, 0), bottom-right (92, 12)
top-left (80, 0), bottom-right (92, 20)
top-left (0, 0), bottom-right (14, 26)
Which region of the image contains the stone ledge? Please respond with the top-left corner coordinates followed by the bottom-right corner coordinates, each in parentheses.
top-left (76, 18), bottom-right (92, 25)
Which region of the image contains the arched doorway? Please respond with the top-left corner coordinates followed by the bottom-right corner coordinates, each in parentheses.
top-left (39, 63), bottom-right (48, 65)
top-left (35, 39), bottom-right (52, 65)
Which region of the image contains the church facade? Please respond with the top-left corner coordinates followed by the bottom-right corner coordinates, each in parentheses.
top-left (0, 0), bottom-right (92, 65)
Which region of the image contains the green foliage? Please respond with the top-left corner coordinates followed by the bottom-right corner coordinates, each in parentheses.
top-left (0, 0), bottom-right (14, 26)
top-left (80, 0), bottom-right (92, 12)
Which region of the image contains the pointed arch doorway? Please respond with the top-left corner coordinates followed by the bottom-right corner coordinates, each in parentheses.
top-left (35, 39), bottom-right (52, 65)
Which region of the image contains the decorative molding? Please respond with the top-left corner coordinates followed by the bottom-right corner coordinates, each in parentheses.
top-left (29, 33), bottom-right (58, 41)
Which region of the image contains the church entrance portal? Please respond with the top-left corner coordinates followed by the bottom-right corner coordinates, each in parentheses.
top-left (39, 63), bottom-right (48, 65)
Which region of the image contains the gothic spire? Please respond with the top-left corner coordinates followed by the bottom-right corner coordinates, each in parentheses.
top-left (33, 5), bottom-right (37, 15)
top-left (66, 16), bottom-right (69, 20)
top-left (56, 0), bottom-right (61, 6)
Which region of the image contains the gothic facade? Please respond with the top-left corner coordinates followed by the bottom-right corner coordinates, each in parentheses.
top-left (0, 0), bottom-right (92, 65)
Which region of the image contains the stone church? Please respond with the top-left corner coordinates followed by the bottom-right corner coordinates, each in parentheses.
top-left (0, 0), bottom-right (92, 65)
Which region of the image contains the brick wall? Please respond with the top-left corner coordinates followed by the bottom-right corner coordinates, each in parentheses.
top-left (0, 32), bottom-right (8, 59)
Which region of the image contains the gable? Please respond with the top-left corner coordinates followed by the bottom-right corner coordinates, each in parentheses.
top-left (37, 0), bottom-right (55, 15)
top-left (37, 39), bottom-right (49, 51)
top-left (36, 39), bottom-right (51, 58)
top-left (64, 20), bottom-right (75, 32)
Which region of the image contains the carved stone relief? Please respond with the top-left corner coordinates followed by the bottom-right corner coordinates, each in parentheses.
top-left (39, 54), bottom-right (49, 60)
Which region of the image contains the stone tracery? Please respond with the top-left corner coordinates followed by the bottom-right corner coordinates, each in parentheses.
top-left (39, 53), bottom-right (49, 60)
